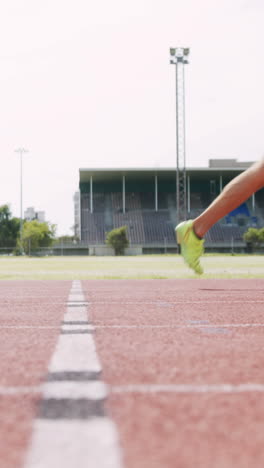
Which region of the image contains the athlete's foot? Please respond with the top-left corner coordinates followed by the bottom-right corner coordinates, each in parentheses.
top-left (175, 220), bottom-right (204, 274)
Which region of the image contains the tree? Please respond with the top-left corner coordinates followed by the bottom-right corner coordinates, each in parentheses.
top-left (0, 205), bottom-right (20, 247)
top-left (20, 220), bottom-right (56, 254)
top-left (105, 226), bottom-right (129, 255)
top-left (243, 228), bottom-right (261, 247)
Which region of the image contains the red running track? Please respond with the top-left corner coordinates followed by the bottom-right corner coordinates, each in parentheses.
top-left (84, 279), bottom-right (264, 468)
top-left (1, 279), bottom-right (264, 468)
top-left (0, 281), bottom-right (71, 468)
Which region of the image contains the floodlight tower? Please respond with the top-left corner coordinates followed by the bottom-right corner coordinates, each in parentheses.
top-left (15, 147), bottom-right (29, 253)
top-left (170, 47), bottom-right (189, 225)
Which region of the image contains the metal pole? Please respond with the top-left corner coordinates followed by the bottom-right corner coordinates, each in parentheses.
top-left (182, 63), bottom-right (187, 219)
top-left (155, 175), bottom-right (158, 212)
top-left (20, 152), bottom-right (23, 249)
top-left (187, 175), bottom-right (190, 214)
top-left (175, 63), bottom-right (180, 225)
top-left (122, 175), bottom-right (126, 214)
top-left (15, 148), bottom-right (28, 254)
top-left (231, 236), bottom-right (234, 255)
top-left (90, 176), bottom-right (93, 213)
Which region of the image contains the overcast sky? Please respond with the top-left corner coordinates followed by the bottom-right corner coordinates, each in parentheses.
top-left (0, 0), bottom-right (263, 234)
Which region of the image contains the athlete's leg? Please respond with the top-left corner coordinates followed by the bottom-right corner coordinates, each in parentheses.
top-left (176, 157), bottom-right (264, 274)
top-left (193, 158), bottom-right (264, 238)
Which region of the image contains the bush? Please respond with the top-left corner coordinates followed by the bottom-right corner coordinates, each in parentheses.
top-left (243, 227), bottom-right (261, 246)
top-left (243, 227), bottom-right (264, 252)
top-left (105, 226), bottom-right (129, 255)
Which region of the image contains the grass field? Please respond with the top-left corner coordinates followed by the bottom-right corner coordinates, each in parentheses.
top-left (0, 254), bottom-right (264, 280)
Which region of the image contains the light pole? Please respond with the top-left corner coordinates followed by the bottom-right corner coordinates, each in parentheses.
top-left (15, 148), bottom-right (29, 254)
top-left (170, 47), bottom-right (189, 225)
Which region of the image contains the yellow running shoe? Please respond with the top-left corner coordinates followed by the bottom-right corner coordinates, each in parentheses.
top-left (175, 220), bottom-right (204, 274)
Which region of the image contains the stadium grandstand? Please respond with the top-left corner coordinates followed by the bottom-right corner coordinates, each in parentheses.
top-left (75, 159), bottom-right (264, 254)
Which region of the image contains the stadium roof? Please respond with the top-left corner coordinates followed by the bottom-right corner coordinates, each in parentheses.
top-left (79, 160), bottom-right (253, 183)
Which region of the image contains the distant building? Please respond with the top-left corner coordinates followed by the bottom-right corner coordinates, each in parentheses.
top-left (24, 207), bottom-right (45, 222)
top-left (73, 192), bottom-right (81, 239)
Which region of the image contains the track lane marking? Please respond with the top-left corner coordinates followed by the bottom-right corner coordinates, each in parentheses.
top-left (41, 381), bottom-right (108, 399)
top-left (0, 386), bottom-right (41, 395)
top-left (5, 382), bottom-right (264, 396)
top-left (23, 280), bottom-right (123, 468)
top-left (111, 383), bottom-right (264, 394)
top-left (24, 420), bottom-right (122, 468)
top-left (94, 323), bottom-right (264, 329)
top-left (87, 300), bottom-right (264, 304)
top-left (2, 323), bottom-right (264, 330)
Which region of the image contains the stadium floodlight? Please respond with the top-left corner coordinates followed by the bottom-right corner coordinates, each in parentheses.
top-left (170, 47), bottom-right (189, 64)
top-left (170, 47), bottom-right (190, 225)
top-left (15, 148), bottom-right (29, 254)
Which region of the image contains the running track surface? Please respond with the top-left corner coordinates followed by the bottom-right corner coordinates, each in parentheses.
top-left (1, 279), bottom-right (264, 467)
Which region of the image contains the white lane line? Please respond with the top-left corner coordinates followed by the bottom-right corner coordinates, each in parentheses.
top-left (23, 280), bottom-right (123, 468)
top-left (4, 382), bottom-right (264, 397)
top-left (95, 323), bottom-right (264, 329)
top-left (111, 383), bottom-right (264, 394)
top-left (24, 419), bottom-right (123, 468)
top-left (88, 300), bottom-right (264, 305)
top-left (48, 334), bottom-right (101, 373)
top-left (42, 381), bottom-right (108, 400)
top-left (2, 323), bottom-right (264, 331)
top-left (0, 386), bottom-right (41, 395)
top-left (0, 326), bottom-right (59, 329)
top-left (68, 294), bottom-right (86, 302)
top-left (64, 306), bottom-right (88, 322)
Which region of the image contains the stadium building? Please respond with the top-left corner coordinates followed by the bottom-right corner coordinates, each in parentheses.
top-left (77, 159), bottom-right (263, 254)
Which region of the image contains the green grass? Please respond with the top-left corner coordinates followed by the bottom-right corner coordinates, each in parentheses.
top-left (0, 254), bottom-right (264, 280)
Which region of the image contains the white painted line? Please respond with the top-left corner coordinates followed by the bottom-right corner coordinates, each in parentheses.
top-left (68, 294), bottom-right (86, 302)
top-left (64, 306), bottom-right (88, 322)
top-left (95, 323), bottom-right (264, 329)
top-left (24, 419), bottom-right (123, 468)
top-left (0, 386), bottom-right (41, 396)
top-left (2, 323), bottom-right (263, 331)
top-left (42, 381), bottom-right (108, 400)
top-left (0, 326), bottom-right (59, 329)
top-left (23, 280), bottom-right (123, 468)
top-left (111, 383), bottom-right (264, 394)
top-left (49, 334), bottom-right (101, 373)
top-left (89, 300), bottom-right (264, 305)
top-left (4, 382), bottom-right (264, 397)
